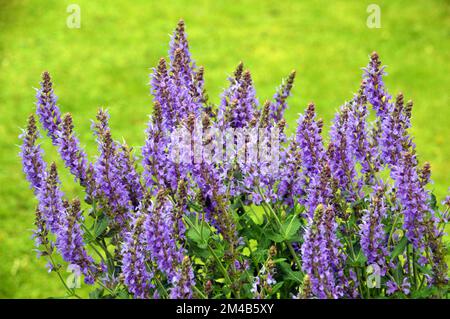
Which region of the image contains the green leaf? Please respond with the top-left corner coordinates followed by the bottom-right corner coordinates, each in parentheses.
top-left (230, 199), bottom-right (244, 211)
top-left (281, 215), bottom-right (301, 241)
top-left (265, 215), bottom-right (301, 244)
top-left (279, 262), bottom-right (303, 283)
top-left (270, 282), bottom-right (284, 294)
top-left (248, 205), bottom-right (265, 225)
top-left (89, 288), bottom-right (104, 299)
top-left (429, 193), bottom-right (438, 211)
top-left (390, 236), bottom-right (408, 259)
top-left (194, 257), bottom-right (205, 265)
top-left (242, 239), bottom-right (259, 257)
top-left (252, 249), bottom-right (268, 263)
top-left (411, 286), bottom-right (437, 298)
top-left (242, 247), bottom-right (251, 257)
top-left (93, 216), bottom-right (109, 239)
top-left (116, 289), bottom-right (131, 299)
top-left (349, 251), bottom-right (367, 267)
top-left (186, 221), bottom-right (211, 249)
top-left (248, 239), bottom-right (258, 251)
top-left (187, 202), bottom-right (204, 213)
top-left (266, 230), bottom-right (285, 243)
top-left (272, 258), bottom-right (287, 264)
top-left (415, 263), bottom-right (432, 276)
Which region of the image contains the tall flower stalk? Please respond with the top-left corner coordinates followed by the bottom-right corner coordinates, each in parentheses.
top-left (20, 115), bottom-right (47, 193)
top-left (36, 71), bottom-right (62, 144)
top-left (301, 205), bottom-right (348, 299)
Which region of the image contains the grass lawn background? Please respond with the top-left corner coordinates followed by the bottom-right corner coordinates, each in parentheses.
top-left (0, 0), bottom-right (448, 298)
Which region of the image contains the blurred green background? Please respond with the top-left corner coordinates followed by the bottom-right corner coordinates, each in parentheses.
top-left (0, 0), bottom-right (448, 298)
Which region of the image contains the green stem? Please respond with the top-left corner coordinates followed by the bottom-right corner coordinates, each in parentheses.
top-left (45, 245), bottom-right (82, 299)
top-left (183, 216), bottom-right (237, 298)
top-left (100, 238), bottom-right (115, 274)
top-left (412, 247), bottom-right (419, 289)
top-left (193, 286), bottom-right (207, 299)
top-left (207, 245), bottom-right (233, 288)
top-left (154, 275), bottom-right (169, 299)
top-left (257, 188), bottom-right (302, 270)
top-left (96, 279), bottom-right (115, 296)
top-left (406, 244), bottom-right (414, 286)
top-left (342, 235), bottom-right (365, 298)
top-left (286, 241), bottom-right (302, 270)
top-left (438, 207), bottom-right (449, 232)
top-left (258, 187), bottom-right (282, 228)
top-left (81, 224), bottom-right (106, 263)
top-left (387, 212), bottom-right (400, 251)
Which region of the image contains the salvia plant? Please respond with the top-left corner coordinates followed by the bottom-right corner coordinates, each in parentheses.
top-left (20, 20), bottom-right (450, 299)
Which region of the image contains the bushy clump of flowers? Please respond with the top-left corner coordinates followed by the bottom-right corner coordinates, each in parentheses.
top-left (20, 20), bottom-right (449, 299)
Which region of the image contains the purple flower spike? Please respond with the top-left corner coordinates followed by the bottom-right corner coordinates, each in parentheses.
top-left (219, 63), bottom-right (258, 128)
top-left (167, 20), bottom-right (204, 121)
top-left (393, 150), bottom-right (429, 251)
top-left (380, 94), bottom-right (414, 166)
top-left (170, 256), bottom-right (195, 299)
top-left (20, 115), bottom-right (47, 193)
top-left (142, 102), bottom-right (178, 193)
top-left (56, 198), bottom-right (100, 284)
top-left (363, 52), bottom-right (392, 119)
top-left (304, 159), bottom-right (334, 219)
top-left (38, 163), bottom-right (64, 234)
top-left (92, 109), bottom-right (131, 226)
top-left (144, 190), bottom-right (183, 281)
top-left (35, 71), bottom-right (62, 144)
top-left (122, 208), bottom-right (153, 299)
top-left (360, 183), bottom-right (388, 275)
top-left (58, 113), bottom-right (89, 186)
top-left (277, 138), bottom-right (302, 207)
top-left (169, 19), bottom-right (195, 87)
top-left (269, 70), bottom-right (296, 124)
top-left (328, 105), bottom-right (357, 200)
top-left (295, 103), bottom-right (325, 202)
top-left (150, 58), bottom-right (176, 129)
top-left (301, 205), bottom-right (349, 299)
top-left (33, 207), bottom-right (52, 256)
top-left (346, 85), bottom-right (379, 177)
top-left (117, 144), bottom-right (143, 209)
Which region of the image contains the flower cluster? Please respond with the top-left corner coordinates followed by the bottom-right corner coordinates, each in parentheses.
top-left (301, 205), bottom-right (350, 298)
top-left (359, 183), bottom-right (388, 275)
top-left (20, 20), bottom-right (449, 299)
